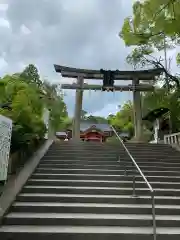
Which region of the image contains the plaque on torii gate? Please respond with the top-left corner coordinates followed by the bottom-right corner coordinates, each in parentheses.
top-left (54, 64), bottom-right (163, 142)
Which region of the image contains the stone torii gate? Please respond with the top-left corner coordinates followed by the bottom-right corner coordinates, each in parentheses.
top-left (54, 65), bottom-right (163, 142)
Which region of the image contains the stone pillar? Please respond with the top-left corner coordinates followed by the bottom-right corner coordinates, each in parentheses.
top-left (73, 76), bottom-right (84, 140)
top-left (153, 118), bottom-right (160, 143)
top-left (132, 78), bottom-right (143, 142)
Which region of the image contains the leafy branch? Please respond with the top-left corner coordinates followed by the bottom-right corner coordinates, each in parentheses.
top-left (127, 46), bottom-right (180, 88)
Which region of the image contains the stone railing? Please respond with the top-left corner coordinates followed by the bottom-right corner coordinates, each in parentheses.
top-left (164, 132), bottom-right (180, 146)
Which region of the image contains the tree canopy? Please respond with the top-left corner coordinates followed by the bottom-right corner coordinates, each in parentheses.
top-left (120, 0), bottom-right (180, 87)
top-left (0, 64), bottom-right (68, 154)
top-left (120, 0), bottom-right (180, 48)
top-left (109, 102), bottom-right (134, 136)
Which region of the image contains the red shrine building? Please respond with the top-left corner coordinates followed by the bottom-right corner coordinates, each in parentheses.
top-left (80, 125), bottom-right (107, 142)
top-left (66, 122), bottom-right (113, 142)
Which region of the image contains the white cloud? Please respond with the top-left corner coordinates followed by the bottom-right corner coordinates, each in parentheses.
top-left (0, 0), bottom-right (166, 117)
top-left (0, 17), bottom-right (9, 28)
top-left (20, 24), bottom-right (31, 35)
top-left (0, 57), bottom-right (8, 73)
top-left (0, 4), bottom-right (8, 12)
top-left (91, 103), bottom-right (120, 117)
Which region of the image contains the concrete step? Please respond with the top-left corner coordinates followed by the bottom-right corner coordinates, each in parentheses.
top-left (1, 142), bottom-right (180, 240)
top-left (125, 143), bottom-right (173, 148)
top-left (31, 173), bottom-right (180, 182)
top-left (48, 149), bottom-right (177, 155)
top-left (44, 152), bottom-right (180, 157)
top-left (129, 155), bottom-right (180, 160)
top-left (47, 150), bottom-right (122, 153)
top-left (43, 156), bottom-right (119, 160)
top-left (4, 212), bottom-right (180, 227)
top-left (48, 146), bottom-right (178, 154)
top-left (120, 160), bottom-right (180, 167)
top-left (42, 155), bottom-right (180, 162)
top-left (21, 185), bottom-right (180, 196)
top-left (39, 163), bottom-right (122, 168)
top-left (123, 165), bottom-right (180, 171)
top-left (47, 149), bottom-right (177, 154)
top-left (50, 142), bottom-right (169, 148)
top-left (41, 159), bottom-right (180, 166)
top-left (27, 178), bottom-right (180, 189)
top-left (35, 168), bottom-right (180, 176)
top-left (16, 193), bottom-right (180, 205)
top-left (1, 225), bottom-right (180, 240)
top-left (45, 154), bottom-right (173, 159)
top-left (11, 202), bottom-right (180, 215)
top-left (37, 163), bottom-right (180, 171)
top-left (45, 147), bottom-right (179, 153)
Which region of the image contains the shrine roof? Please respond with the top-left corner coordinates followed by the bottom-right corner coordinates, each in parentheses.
top-left (143, 107), bottom-right (169, 121)
top-left (54, 64), bottom-right (164, 81)
top-left (80, 122), bottom-right (112, 132)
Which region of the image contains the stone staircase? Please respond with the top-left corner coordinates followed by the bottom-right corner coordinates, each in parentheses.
top-left (1, 141), bottom-right (180, 239)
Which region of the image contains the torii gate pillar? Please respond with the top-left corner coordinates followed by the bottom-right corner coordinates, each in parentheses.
top-left (73, 76), bottom-right (84, 140)
top-left (133, 78), bottom-right (143, 141)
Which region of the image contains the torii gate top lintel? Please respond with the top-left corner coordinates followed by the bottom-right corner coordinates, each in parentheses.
top-left (54, 64), bottom-right (164, 81)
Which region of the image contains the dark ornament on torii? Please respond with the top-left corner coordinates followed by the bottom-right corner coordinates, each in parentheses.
top-left (54, 64), bottom-right (163, 142)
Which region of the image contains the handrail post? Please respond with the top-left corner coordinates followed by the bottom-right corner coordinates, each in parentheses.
top-left (152, 192), bottom-right (156, 240)
top-left (132, 175), bottom-right (136, 197)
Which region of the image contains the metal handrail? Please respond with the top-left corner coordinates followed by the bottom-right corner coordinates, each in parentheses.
top-left (111, 126), bottom-right (156, 240)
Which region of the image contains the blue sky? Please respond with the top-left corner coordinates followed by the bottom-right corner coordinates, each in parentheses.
top-left (0, 0), bottom-right (178, 117)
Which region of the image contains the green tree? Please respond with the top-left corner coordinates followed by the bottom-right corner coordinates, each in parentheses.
top-left (41, 81), bottom-right (68, 132)
top-left (86, 115), bottom-right (108, 123)
top-left (0, 65), bottom-right (68, 153)
top-left (61, 117), bottom-right (73, 130)
top-left (177, 53), bottom-right (180, 66)
top-left (81, 109), bottom-right (88, 120)
top-left (0, 75), bottom-right (46, 153)
top-left (120, 0), bottom-right (180, 87)
top-left (117, 0), bottom-right (180, 138)
top-left (110, 101), bottom-right (134, 137)
top-left (120, 0), bottom-right (180, 47)
top-left (20, 64), bottom-right (42, 87)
